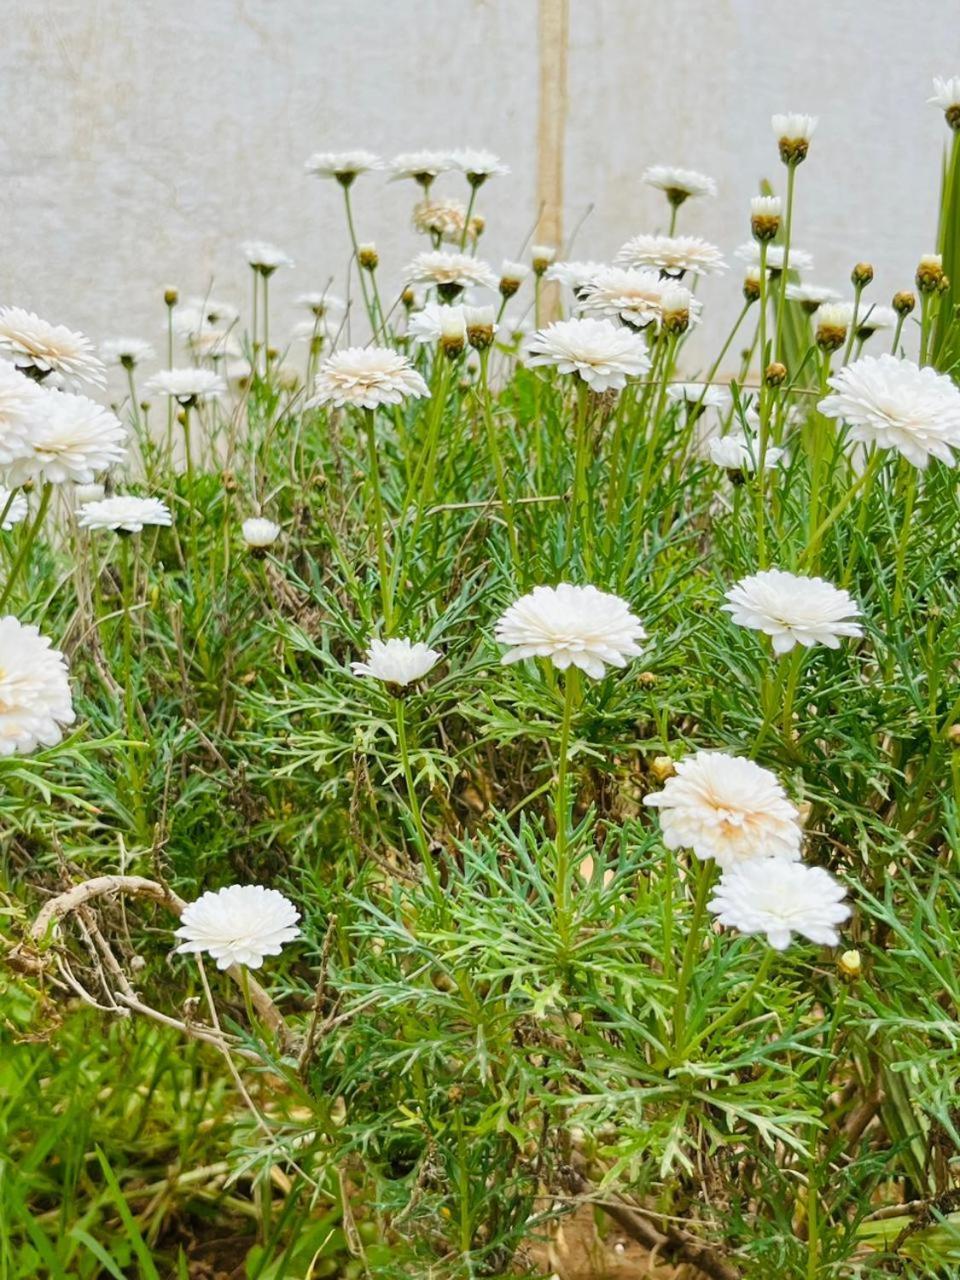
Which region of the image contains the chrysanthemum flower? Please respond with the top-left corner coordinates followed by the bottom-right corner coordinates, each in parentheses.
top-left (785, 283), bottom-right (841, 312)
top-left (644, 751), bottom-right (802, 867)
top-left (304, 150), bottom-right (383, 185)
top-left (407, 302), bottom-right (464, 346)
top-left (403, 250), bottom-right (498, 296)
top-left (296, 291), bottom-right (346, 318)
top-left (451, 149), bottom-right (510, 185)
top-left (177, 298), bottom-right (240, 332)
top-left (723, 568), bottom-right (863, 653)
top-left (545, 260), bottom-right (606, 292)
top-left (6, 393), bottom-right (126, 485)
top-left (389, 150), bottom-right (455, 185)
top-left (772, 112), bottom-right (818, 164)
top-left (0, 616), bottom-right (75, 756)
top-left (0, 364), bottom-right (44, 465)
top-left (641, 165), bottom-right (717, 204)
top-left (523, 316), bottom-right (650, 392)
top-left (734, 243), bottom-right (814, 274)
top-left (174, 884), bottom-right (301, 970)
top-left (0, 308), bottom-right (105, 387)
top-left (819, 354), bottom-right (960, 469)
top-left (667, 382), bottom-right (733, 411)
top-left (144, 368), bottom-right (226, 405)
top-left (188, 328), bottom-right (243, 360)
top-left (351, 637), bottom-right (442, 685)
top-left (307, 347), bottom-right (429, 410)
top-left (100, 339), bottom-right (155, 368)
top-left (849, 303), bottom-right (897, 336)
top-left (708, 858), bottom-right (851, 950)
top-left (242, 241), bottom-right (294, 274)
top-left (615, 234), bottom-right (726, 277)
top-left (242, 517), bottom-right (281, 548)
top-left (708, 432), bottom-right (784, 471)
top-left (413, 198), bottom-right (468, 242)
top-left (0, 488), bottom-right (28, 529)
top-left (77, 495), bottom-right (172, 533)
top-left (929, 76), bottom-right (960, 129)
top-left (495, 583), bottom-right (647, 679)
top-left (579, 267), bottom-right (702, 331)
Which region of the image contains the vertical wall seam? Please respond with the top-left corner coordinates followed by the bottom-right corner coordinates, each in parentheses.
top-left (537, 0), bottom-right (569, 320)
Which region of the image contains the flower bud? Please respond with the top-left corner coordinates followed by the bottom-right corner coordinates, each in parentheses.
top-left (851, 262), bottom-right (874, 288)
top-left (464, 305), bottom-right (496, 351)
top-left (499, 260), bottom-right (530, 299)
top-left (742, 269), bottom-right (762, 304)
top-left (892, 290), bottom-right (916, 317)
top-left (650, 755), bottom-right (675, 781)
top-left (815, 303), bottom-right (848, 352)
top-left (916, 254), bottom-right (944, 293)
top-left (531, 244), bottom-right (556, 276)
top-left (439, 307), bottom-right (467, 358)
top-left (357, 243), bottom-right (378, 270)
top-left (401, 288), bottom-right (417, 311)
top-left (772, 113), bottom-right (817, 166)
top-left (838, 949), bottom-right (861, 981)
top-left (660, 284), bottom-right (692, 335)
top-left (164, 287), bottom-right (179, 307)
top-left (764, 361), bottom-right (787, 386)
top-left (750, 196), bottom-right (781, 242)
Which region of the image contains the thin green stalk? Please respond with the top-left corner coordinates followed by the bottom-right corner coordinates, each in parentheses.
top-left (479, 350), bottom-right (519, 569)
top-left (892, 461), bottom-right (919, 615)
top-left (568, 379), bottom-right (593, 575)
top-left (671, 860), bottom-right (714, 1054)
top-left (343, 186), bottom-right (378, 334)
top-left (755, 240), bottom-right (770, 567)
top-left (0, 482), bottom-right (52, 611)
top-left (683, 948), bottom-right (775, 1057)
top-left (554, 673), bottom-right (578, 944)
top-left (774, 163), bottom-right (796, 365)
top-left (842, 281), bottom-right (864, 365)
top-left (363, 408), bottom-right (393, 631)
top-left (395, 695), bottom-right (441, 897)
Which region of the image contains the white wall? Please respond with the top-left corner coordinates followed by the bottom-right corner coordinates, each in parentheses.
top-left (4, 0), bottom-right (959, 373)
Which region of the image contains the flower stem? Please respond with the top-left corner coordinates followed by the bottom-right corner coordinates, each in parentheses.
top-left (554, 673), bottom-right (578, 942)
top-left (479, 350), bottom-right (519, 569)
top-left (394, 695), bottom-right (441, 897)
top-left (363, 408), bottom-right (393, 631)
top-left (0, 483), bottom-right (52, 612)
top-left (568, 379), bottom-right (592, 575)
top-left (671, 859), bottom-right (714, 1053)
top-left (683, 947), bottom-right (775, 1056)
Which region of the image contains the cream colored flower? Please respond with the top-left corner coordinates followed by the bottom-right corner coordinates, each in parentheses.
top-left (523, 317), bottom-right (650, 392)
top-left (642, 165), bottom-right (716, 203)
top-left (77, 495), bottom-right (172, 533)
top-left (174, 884), bottom-right (301, 970)
top-left (242, 517), bottom-right (281, 548)
top-left (6, 392), bottom-right (126, 485)
top-left (144, 368), bottom-right (226, 404)
top-left (723, 569), bottom-right (863, 653)
top-left (0, 308), bottom-right (105, 387)
top-left (709, 858), bottom-right (850, 950)
top-left (0, 616), bottom-right (75, 756)
top-left (579, 268), bottom-right (702, 331)
top-left (307, 347), bottom-right (429, 410)
top-left (351, 638), bottom-right (442, 685)
top-left (495, 583), bottom-right (647, 679)
top-left (615, 234), bottom-right (726, 277)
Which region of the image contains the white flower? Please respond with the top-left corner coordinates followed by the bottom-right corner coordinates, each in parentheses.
top-left (819, 354), bottom-right (960, 469)
top-left (408, 302), bottom-right (464, 346)
top-left (296, 291), bottom-right (346, 317)
top-left (451, 148), bottom-right (510, 183)
top-left (0, 488), bottom-right (28, 529)
top-left (495, 583), bottom-right (647, 679)
top-left (305, 150), bottom-right (383, 182)
top-left (242, 240), bottom-right (293, 272)
top-left (100, 338), bottom-right (155, 368)
top-left (531, 244), bottom-right (557, 268)
top-left (389, 150), bottom-right (455, 183)
top-left (74, 482), bottom-right (105, 505)
top-left (708, 858), bottom-right (850, 951)
top-left (771, 112), bottom-right (818, 142)
top-left (523, 317), bottom-right (650, 393)
top-left (785, 283), bottom-right (841, 310)
top-left (307, 347), bottom-right (429, 410)
top-left (144, 368), bottom-right (226, 404)
top-left (188, 327), bottom-right (243, 360)
top-left (616, 234), bottom-right (726, 277)
top-left (723, 568), bottom-right (862, 654)
top-left (500, 260), bottom-right (531, 285)
top-left (176, 298), bottom-right (240, 333)
top-left (0, 616), bottom-right (75, 756)
top-left (642, 165), bottom-right (716, 201)
top-left (709, 432), bottom-right (784, 471)
top-left (0, 364), bottom-right (44, 465)
top-left (413, 198), bottom-right (468, 242)
top-left (579, 267), bottom-right (702, 331)
top-left (174, 884), bottom-right (301, 970)
top-left (644, 751), bottom-right (801, 867)
top-left (545, 260), bottom-right (606, 291)
top-left (403, 250), bottom-right (498, 293)
top-left (77, 495), bottom-right (172, 533)
top-left (351, 637), bottom-right (442, 685)
top-left (929, 76), bottom-right (960, 123)
top-left (850, 303), bottom-right (897, 335)
top-left (0, 308), bottom-right (105, 387)
top-left (667, 382), bottom-right (733, 411)
top-left (735, 243), bottom-right (814, 274)
top-left (242, 517), bottom-right (281, 548)
top-left (6, 392), bottom-right (126, 485)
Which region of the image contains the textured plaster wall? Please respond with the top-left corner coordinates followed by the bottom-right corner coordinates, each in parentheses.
top-left (4, 0), bottom-right (960, 372)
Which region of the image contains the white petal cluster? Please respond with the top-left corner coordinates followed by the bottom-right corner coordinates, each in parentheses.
top-left (523, 317), bottom-right (650, 392)
top-left (709, 432), bottom-right (784, 471)
top-left (0, 488), bottom-right (28, 529)
top-left (174, 884), bottom-right (301, 970)
top-left (389, 150), bottom-right (455, 182)
top-left (242, 517), bottom-right (281, 548)
top-left (667, 382), bottom-right (733, 411)
top-left (0, 616), bottom-right (75, 756)
top-left (723, 569), bottom-right (862, 654)
top-left (6, 393), bottom-right (126, 485)
top-left (0, 308), bottom-right (105, 387)
top-left (785, 283), bottom-right (841, 308)
top-left (579, 267), bottom-right (702, 331)
top-left (100, 338), bottom-right (155, 367)
top-left (77, 495), bottom-right (172, 533)
top-left (929, 76), bottom-right (960, 114)
top-left (819, 354), bottom-right (960, 469)
top-left (708, 858), bottom-right (850, 951)
top-left (545, 261), bottom-right (605, 291)
top-left (0, 364), bottom-right (45, 465)
top-left (407, 302), bottom-right (462, 345)
top-left (641, 165), bottom-right (716, 200)
top-left (351, 637), bottom-right (442, 686)
top-left (644, 751), bottom-right (802, 867)
top-left (771, 112), bottom-right (818, 142)
top-left (242, 240), bottom-right (294, 271)
top-left (296, 291), bottom-right (346, 317)
top-left (403, 251), bottom-right (498, 291)
top-left (616, 234), bottom-right (726, 277)
top-left (735, 243), bottom-right (814, 273)
top-left (144, 368), bottom-right (226, 403)
top-left (307, 347), bottom-right (429, 410)
top-left (495, 583), bottom-right (647, 679)
top-left (305, 150), bottom-right (383, 180)
top-left (451, 149), bottom-right (510, 181)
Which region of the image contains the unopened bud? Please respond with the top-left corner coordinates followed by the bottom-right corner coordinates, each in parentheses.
top-left (439, 308), bottom-right (467, 358)
top-left (838, 950), bottom-right (861, 981)
top-left (401, 288), bottom-right (416, 311)
top-left (892, 290), bottom-right (916, 317)
top-left (750, 196), bottom-right (781, 242)
top-left (764, 361), bottom-right (787, 386)
top-left (499, 260), bottom-right (529, 299)
top-left (164, 287), bottom-right (179, 308)
top-left (743, 270), bottom-right (762, 304)
top-left (851, 262), bottom-right (874, 288)
top-left (650, 755), bottom-right (675, 782)
top-left (531, 244), bottom-right (556, 276)
top-left (465, 305), bottom-right (496, 351)
top-left (357, 243), bottom-right (378, 270)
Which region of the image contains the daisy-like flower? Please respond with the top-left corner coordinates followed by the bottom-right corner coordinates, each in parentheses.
top-left (0, 363), bottom-right (44, 465)
top-left (144, 368), bottom-right (226, 405)
top-left (389, 150), bottom-right (455, 186)
top-left (750, 195), bottom-right (782, 241)
top-left (0, 488), bottom-right (28, 529)
top-left (735, 243), bottom-right (814, 274)
top-left (772, 112), bottom-right (818, 164)
top-left (351, 637), bottom-right (442, 685)
top-left (74, 482), bottom-right (105, 505)
top-left (451, 148), bottom-right (510, 186)
top-left (615, 234), bottom-right (727, 277)
top-left (179, 297), bottom-right (240, 330)
top-left (819, 354), bottom-right (960, 469)
top-left (642, 165), bottom-right (717, 205)
top-left (850, 303), bottom-right (897, 337)
top-left (495, 583), bottom-right (647, 679)
top-left (307, 347), bottom-right (429, 410)
top-left (523, 316), bottom-right (650, 392)
top-left (174, 884), bottom-right (301, 970)
top-left (407, 302), bottom-right (465, 346)
top-left (709, 432), bottom-right (784, 472)
top-left (6, 393), bottom-right (126, 485)
top-left (242, 516), bottom-right (281, 548)
top-left (708, 858), bottom-right (850, 951)
top-left (667, 382), bottom-right (733, 411)
top-left (242, 241), bottom-right (293, 274)
top-left (785, 283), bottom-right (841, 313)
top-left (403, 250), bottom-right (498, 298)
top-left (723, 568), bottom-right (862, 654)
top-left (0, 307), bottom-right (105, 388)
top-left (413, 198), bottom-right (468, 243)
top-left (188, 327), bottom-right (243, 360)
top-left (77, 495), bottom-right (172, 533)
top-left (100, 339), bottom-right (155, 369)
top-left (0, 616), bottom-right (75, 756)
top-left (499, 260), bottom-right (531, 296)
top-left (296, 291), bottom-right (346, 319)
top-left (579, 267), bottom-right (702, 331)
top-left (304, 149), bottom-right (383, 185)
top-left (929, 76), bottom-right (960, 129)
top-left (545, 260), bottom-right (606, 292)
top-left (644, 751), bottom-right (802, 867)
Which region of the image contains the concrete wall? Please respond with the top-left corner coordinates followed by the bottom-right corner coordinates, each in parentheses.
top-left (4, 0), bottom-right (959, 372)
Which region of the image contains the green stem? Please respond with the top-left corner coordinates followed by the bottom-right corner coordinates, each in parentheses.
top-left (395, 696), bottom-right (441, 897)
top-left (892, 462), bottom-right (918, 616)
top-left (774, 163), bottom-right (796, 366)
top-left (671, 860), bottom-right (714, 1053)
top-left (0, 483), bottom-right (52, 611)
top-left (568, 379), bottom-right (592, 575)
top-left (755, 241), bottom-right (770, 567)
top-left (554, 673), bottom-right (578, 943)
top-left (363, 408), bottom-right (393, 631)
top-left (479, 351), bottom-right (519, 569)
top-left (683, 948), bottom-right (775, 1056)
top-left (343, 187), bottom-right (378, 335)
